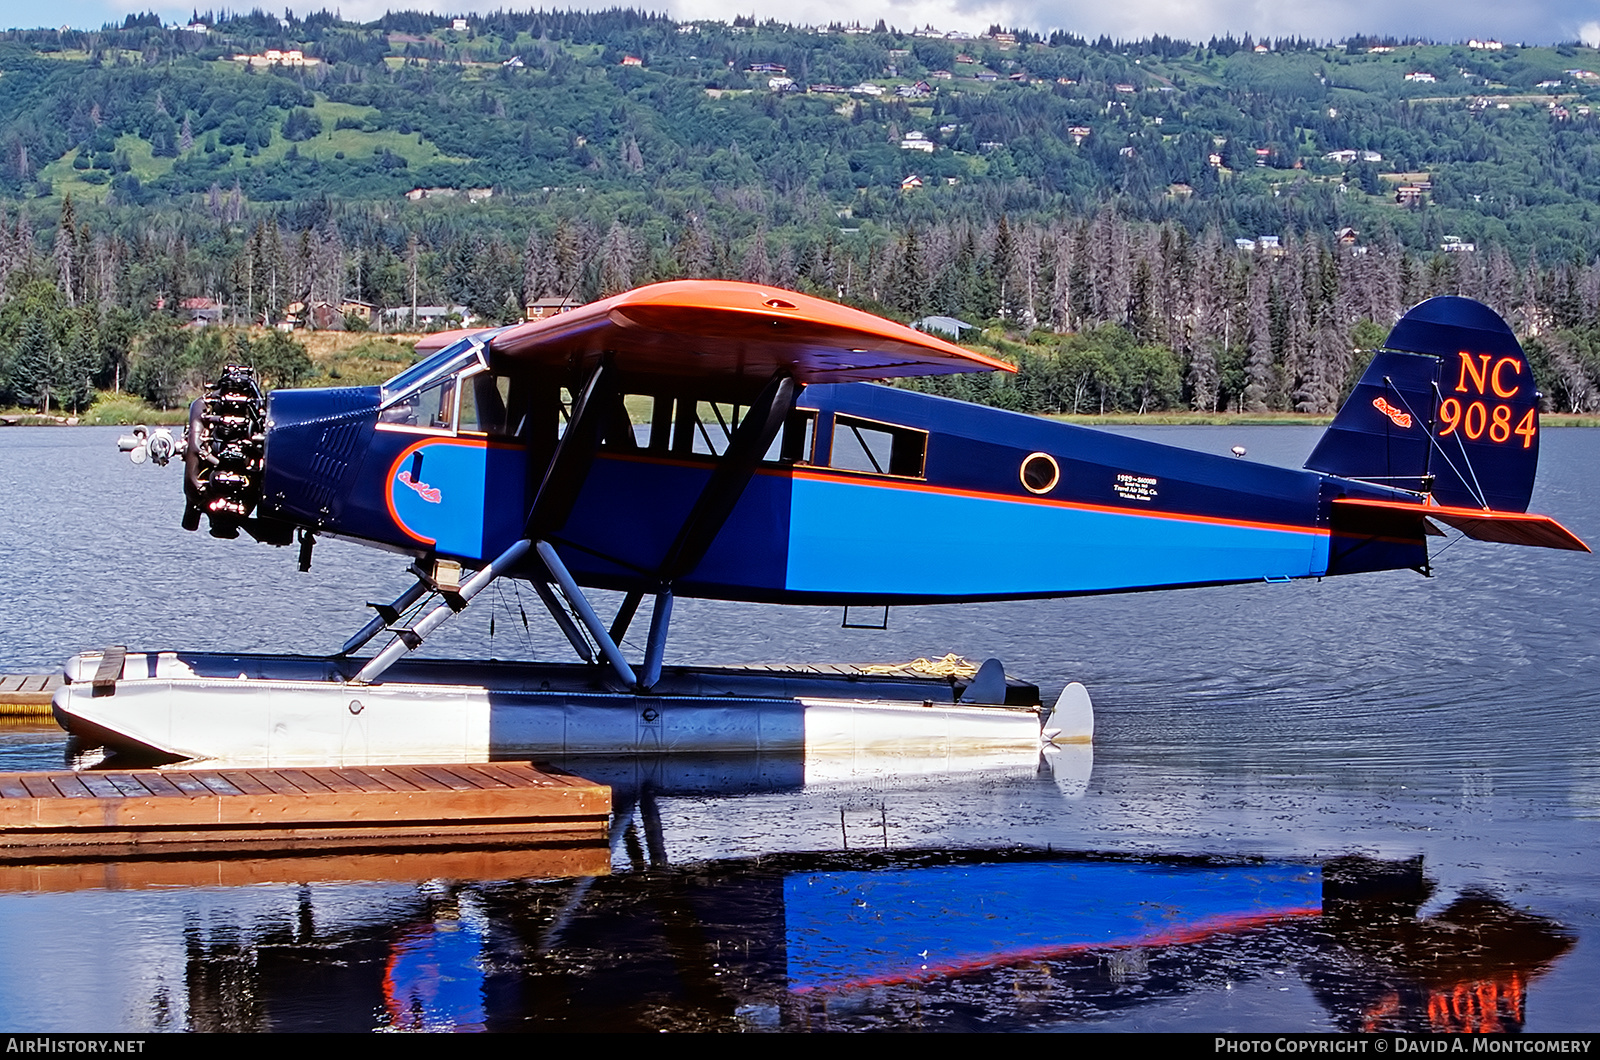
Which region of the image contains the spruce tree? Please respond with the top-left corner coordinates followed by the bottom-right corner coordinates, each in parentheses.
top-left (12, 314), bottom-right (59, 414)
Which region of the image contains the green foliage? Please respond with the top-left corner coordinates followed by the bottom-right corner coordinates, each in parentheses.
top-left (250, 330), bottom-right (313, 391)
top-left (1, 14), bottom-right (1599, 262)
top-left (904, 325), bottom-right (1183, 415)
top-left (129, 318), bottom-right (193, 409)
top-left (6, 14), bottom-right (1600, 416)
top-left (280, 108), bottom-right (322, 142)
top-left (10, 312), bottom-right (58, 412)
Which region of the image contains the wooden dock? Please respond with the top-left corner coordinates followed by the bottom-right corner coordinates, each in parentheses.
top-left (0, 844), bottom-right (611, 891)
top-left (0, 673), bottom-right (60, 718)
top-left (0, 761), bottom-right (611, 859)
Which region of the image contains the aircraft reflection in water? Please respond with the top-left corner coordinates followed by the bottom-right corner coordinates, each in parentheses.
top-left (6, 847), bottom-right (1568, 1032)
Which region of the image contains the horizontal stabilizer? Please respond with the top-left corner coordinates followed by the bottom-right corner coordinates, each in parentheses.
top-left (1333, 499), bottom-right (1589, 552)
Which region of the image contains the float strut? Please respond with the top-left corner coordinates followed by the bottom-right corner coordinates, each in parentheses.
top-left (339, 574), bottom-right (431, 656)
top-left (533, 540), bottom-right (638, 689)
top-left (639, 589), bottom-right (673, 691)
top-left (529, 577), bottom-right (595, 664)
top-left (350, 539), bottom-right (533, 685)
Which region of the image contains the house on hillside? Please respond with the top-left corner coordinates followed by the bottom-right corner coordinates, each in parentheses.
top-left (180, 297), bottom-right (222, 326)
top-left (380, 306), bottom-right (476, 331)
top-left (524, 297), bottom-right (579, 321)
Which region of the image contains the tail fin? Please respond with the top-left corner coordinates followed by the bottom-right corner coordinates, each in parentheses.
top-left (1306, 296), bottom-right (1538, 513)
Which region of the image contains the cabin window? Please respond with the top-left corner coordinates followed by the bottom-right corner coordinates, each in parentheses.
top-left (829, 415), bottom-right (927, 478)
top-left (457, 372), bottom-right (513, 435)
top-left (587, 395), bottom-right (813, 464)
top-left (672, 399), bottom-right (740, 457)
top-left (583, 394), bottom-right (656, 450)
top-left (778, 411), bottom-right (815, 464)
top-left (379, 340), bottom-right (485, 407)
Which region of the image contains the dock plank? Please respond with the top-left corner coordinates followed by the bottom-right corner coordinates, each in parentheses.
top-left (304, 770), bottom-right (363, 794)
top-left (365, 767), bottom-right (427, 792)
top-left (0, 762), bottom-right (611, 856)
top-left (215, 771), bottom-right (274, 796)
top-left (102, 774), bottom-right (153, 798)
top-left (76, 774), bottom-right (122, 799)
top-left (188, 773), bottom-right (244, 797)
top-left (163, 773), bottom-right (216, 796)
top-left (47, 775), bottom-right (94, 799)
top-left (131, 774), bottom-right (187, 798)
top-left (20, 777), bottom-right (59, 799)
top-left (328, 768), bottom-right (400, 794)
top-left (448, 764), bottom-right (516, 789)
top-left (240, 770), bottom-right (304, 796)
top-left (275, 770), bottom-right (336, 795)
top-left (412, 765), bottom-right (481, 792)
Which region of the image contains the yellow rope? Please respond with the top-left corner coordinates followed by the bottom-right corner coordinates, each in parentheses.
top-left (856, 653), bottom-right (979, 678)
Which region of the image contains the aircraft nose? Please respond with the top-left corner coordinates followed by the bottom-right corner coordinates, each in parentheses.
top-left (259, 385), bottom-right (382, 529)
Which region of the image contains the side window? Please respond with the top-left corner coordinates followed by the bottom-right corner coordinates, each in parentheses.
top-left (415, 377), bottom-right (456, 430)
top-left (379, 376), bottom-right (456, 430)
top-left (830, 415), bottom-right (927, 478)
top-left (458, 372), bottom-right (512, 435)
top-left (774, 410), bottom-right (815, 463)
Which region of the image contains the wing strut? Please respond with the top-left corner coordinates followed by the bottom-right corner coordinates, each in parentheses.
top-left (626, 372), bottom-right (798, 690)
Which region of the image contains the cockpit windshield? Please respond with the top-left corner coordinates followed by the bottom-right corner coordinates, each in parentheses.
top-left (379, 339), bottom-right (488, 408)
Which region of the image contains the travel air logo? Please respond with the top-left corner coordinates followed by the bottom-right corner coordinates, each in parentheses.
top-left (1372, 396), bottom-right (1413, 429)
top-left (397, 452), bottom-right (442, 503)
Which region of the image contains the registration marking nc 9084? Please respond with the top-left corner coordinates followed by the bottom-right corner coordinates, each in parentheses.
top-left (1438, 351), bottom-right (1537, 448)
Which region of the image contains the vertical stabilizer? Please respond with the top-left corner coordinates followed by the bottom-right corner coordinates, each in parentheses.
top-left (1305, 297), bottom-right (1539, 512)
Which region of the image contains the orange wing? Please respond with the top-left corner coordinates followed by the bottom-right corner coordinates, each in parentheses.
top-left (415, 280), bottom-right (1012, 384)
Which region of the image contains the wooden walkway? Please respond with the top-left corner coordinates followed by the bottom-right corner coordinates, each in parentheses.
top-left (0, 761), bottom-right (611, 858)
top-left (0, 673), bottom-right (61, 717)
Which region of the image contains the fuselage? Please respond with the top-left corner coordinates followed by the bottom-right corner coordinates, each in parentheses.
top-left (259, 371), bottom-right (1422, 606)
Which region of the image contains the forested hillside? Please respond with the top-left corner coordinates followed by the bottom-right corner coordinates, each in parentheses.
top-left (3, 8), bottom-right (1600, 417)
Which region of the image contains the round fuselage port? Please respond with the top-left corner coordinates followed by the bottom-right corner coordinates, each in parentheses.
top-left (1020, 452), bottom-right (1060, 494)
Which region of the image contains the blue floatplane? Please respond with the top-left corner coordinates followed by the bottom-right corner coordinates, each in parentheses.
top-left (57, 284), bottom-right (1585, 766)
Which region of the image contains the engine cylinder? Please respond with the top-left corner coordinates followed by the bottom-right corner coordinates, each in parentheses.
top-left (184, 365), bottom-right (266, 538)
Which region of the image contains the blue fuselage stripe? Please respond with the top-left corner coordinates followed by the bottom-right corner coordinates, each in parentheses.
top-left (786, 476), bottom-right (1329, 596)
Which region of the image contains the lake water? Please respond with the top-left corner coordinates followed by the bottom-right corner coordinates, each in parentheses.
top-left (0, 424), bottom-right (1597, 1032)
